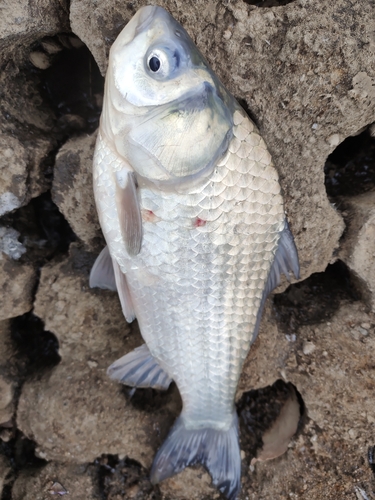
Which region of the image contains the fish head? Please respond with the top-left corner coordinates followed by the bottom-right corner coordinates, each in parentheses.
top-left (102, 5), bottom-right (234, 188)
top-left (110, 5), bottom-right (212, 107)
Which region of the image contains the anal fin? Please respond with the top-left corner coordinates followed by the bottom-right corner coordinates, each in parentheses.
top-left (107, 344), bottom-right (173, 390)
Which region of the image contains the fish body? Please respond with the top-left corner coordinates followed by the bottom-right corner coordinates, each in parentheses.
top-left (90, 6), bottom-right (299, 499)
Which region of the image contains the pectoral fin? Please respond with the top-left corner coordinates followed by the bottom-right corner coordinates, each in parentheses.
top-left (115, 169), bottom-right (142, 256)
top-left (107, 344), bottom-right (173, 390)
top-left (89, 246), bottom-right (117, 291)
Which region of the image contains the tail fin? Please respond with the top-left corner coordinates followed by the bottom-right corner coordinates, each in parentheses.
top-left (150, 413), bottom-right (241, 500)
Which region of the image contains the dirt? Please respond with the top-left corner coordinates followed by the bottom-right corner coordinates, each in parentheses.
top-left (0, 0), bottom-right (375, 499)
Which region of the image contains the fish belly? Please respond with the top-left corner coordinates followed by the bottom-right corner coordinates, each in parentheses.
top-left (93, 108), bottom-right (285, 430)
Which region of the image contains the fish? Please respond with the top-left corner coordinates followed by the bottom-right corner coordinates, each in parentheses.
top-left (90, 5), bottom-right (299, 500)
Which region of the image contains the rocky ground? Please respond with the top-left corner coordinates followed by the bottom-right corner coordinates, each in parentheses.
top-left (0, 0), bottom-right (375, 499)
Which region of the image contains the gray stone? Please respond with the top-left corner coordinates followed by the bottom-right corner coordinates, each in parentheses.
top-left (0, 256), bottom-right (37, 321)
top-left (52, 134), bottom-right (104, 252)
top-left (340, 191), bottom-right (375, 312)
top-left (12, 462), bottom-right (100, 500)
top-left (0, 0), bottom-right (69, 65)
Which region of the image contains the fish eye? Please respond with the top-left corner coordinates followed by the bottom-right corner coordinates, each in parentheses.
top-left (148, 56), bottom-right (160, 72)
top-left (145, 47), bottom-right (180, 80)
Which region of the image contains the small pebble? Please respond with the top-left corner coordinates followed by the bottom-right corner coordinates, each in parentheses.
top-left (361, 322), bottom-right (371, 330)
top-left (348, 428), bottom-right (358, 439)
top-left (357, 327), bottom-right (368, 336)
top-left (351, 329), bottom-right (360, 340)
top-left (327, 133), bottom-right (340, 147)
top-left (0, 428), bottom-right (13, 442)
top-left (46, 481), bottom-right (68, 496)
top-left (41, 38), bottom-right (63, 54)
top-left (29, 51), bottom-right (51, 69)
top-left (302, 341), bottom-right (316, 355)
top-left (223, 30), bottom-right (232, 40)
top-left (127, 484), bottom-right (140, 498)
top-left (280, 369), bottom-right (287, 380)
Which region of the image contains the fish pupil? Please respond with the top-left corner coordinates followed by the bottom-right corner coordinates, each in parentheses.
top-left (149, 56), bottom-right (160, 72)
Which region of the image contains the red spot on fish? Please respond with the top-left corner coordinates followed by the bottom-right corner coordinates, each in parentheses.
top-left (194, 217), bottom-right (206, 227)
top-left (142, 209), bottom-right (159, 222)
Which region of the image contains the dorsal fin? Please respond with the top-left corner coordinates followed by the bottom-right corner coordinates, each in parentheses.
top-left (251, 219), bottom-right (299, 344)
top-left (265, 219), bottom-right (300, 296)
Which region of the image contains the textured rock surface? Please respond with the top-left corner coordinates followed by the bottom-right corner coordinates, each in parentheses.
top-left (0, 455), bottom-right (12, 497)
top-left (0, 321), bottom-right (17, 425)
top-left (0, 0), bottom-right (69, 63)
top-left (0, 132), bottom-right (53, 216)
top-left (12, 461), bottom-right (100, 500)
top-left (0, 0), bottom-right (69, 217)
top-left (0, 60), bottom-right (55, 219)
top-left (241, 300), bottom-right (375, 499)
top-left (0, 256), bottom-right (37, 320)
top-left (52, 134), bottom-right (104, 252)
top-left (340, 191), bottom-right (375, 312)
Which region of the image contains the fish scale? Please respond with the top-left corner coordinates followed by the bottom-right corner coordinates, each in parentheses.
top-left (94, 105), bottom-right (284, 427)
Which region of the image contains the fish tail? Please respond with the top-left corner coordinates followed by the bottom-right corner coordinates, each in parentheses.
top-left (150, 412), bottom-right (241, 500)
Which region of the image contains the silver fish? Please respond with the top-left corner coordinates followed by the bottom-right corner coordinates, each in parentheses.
top-left (90, 5), bottom-right (299, 499)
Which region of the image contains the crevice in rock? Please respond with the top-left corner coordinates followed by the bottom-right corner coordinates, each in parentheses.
top-left (237, 379), bottom-right (305, 465)
top-left (0, 192), bottom-right (76, 267)
top-left (273, 260), bottom-right (360, 334)
top-left (10, 313), bottom-right (61, 379)
top-left (243, 0), bottom-right (296, 7)
top-left (96, 454), bottom-right (161, 500)
top-left (0, 431), bottom-right (47, 500)
top-left (32, 34), bottom-right (104, 138)
top-left (368, 446), bottom-right (375, 476)
top-left (324, 127), bottom-right (375, 199)
top-left (236, 98), bottom-right (260, 128)
top-left (1, 313), bottom-right (61, 458)
top-left (124, 383), bottom-right (181, 415)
